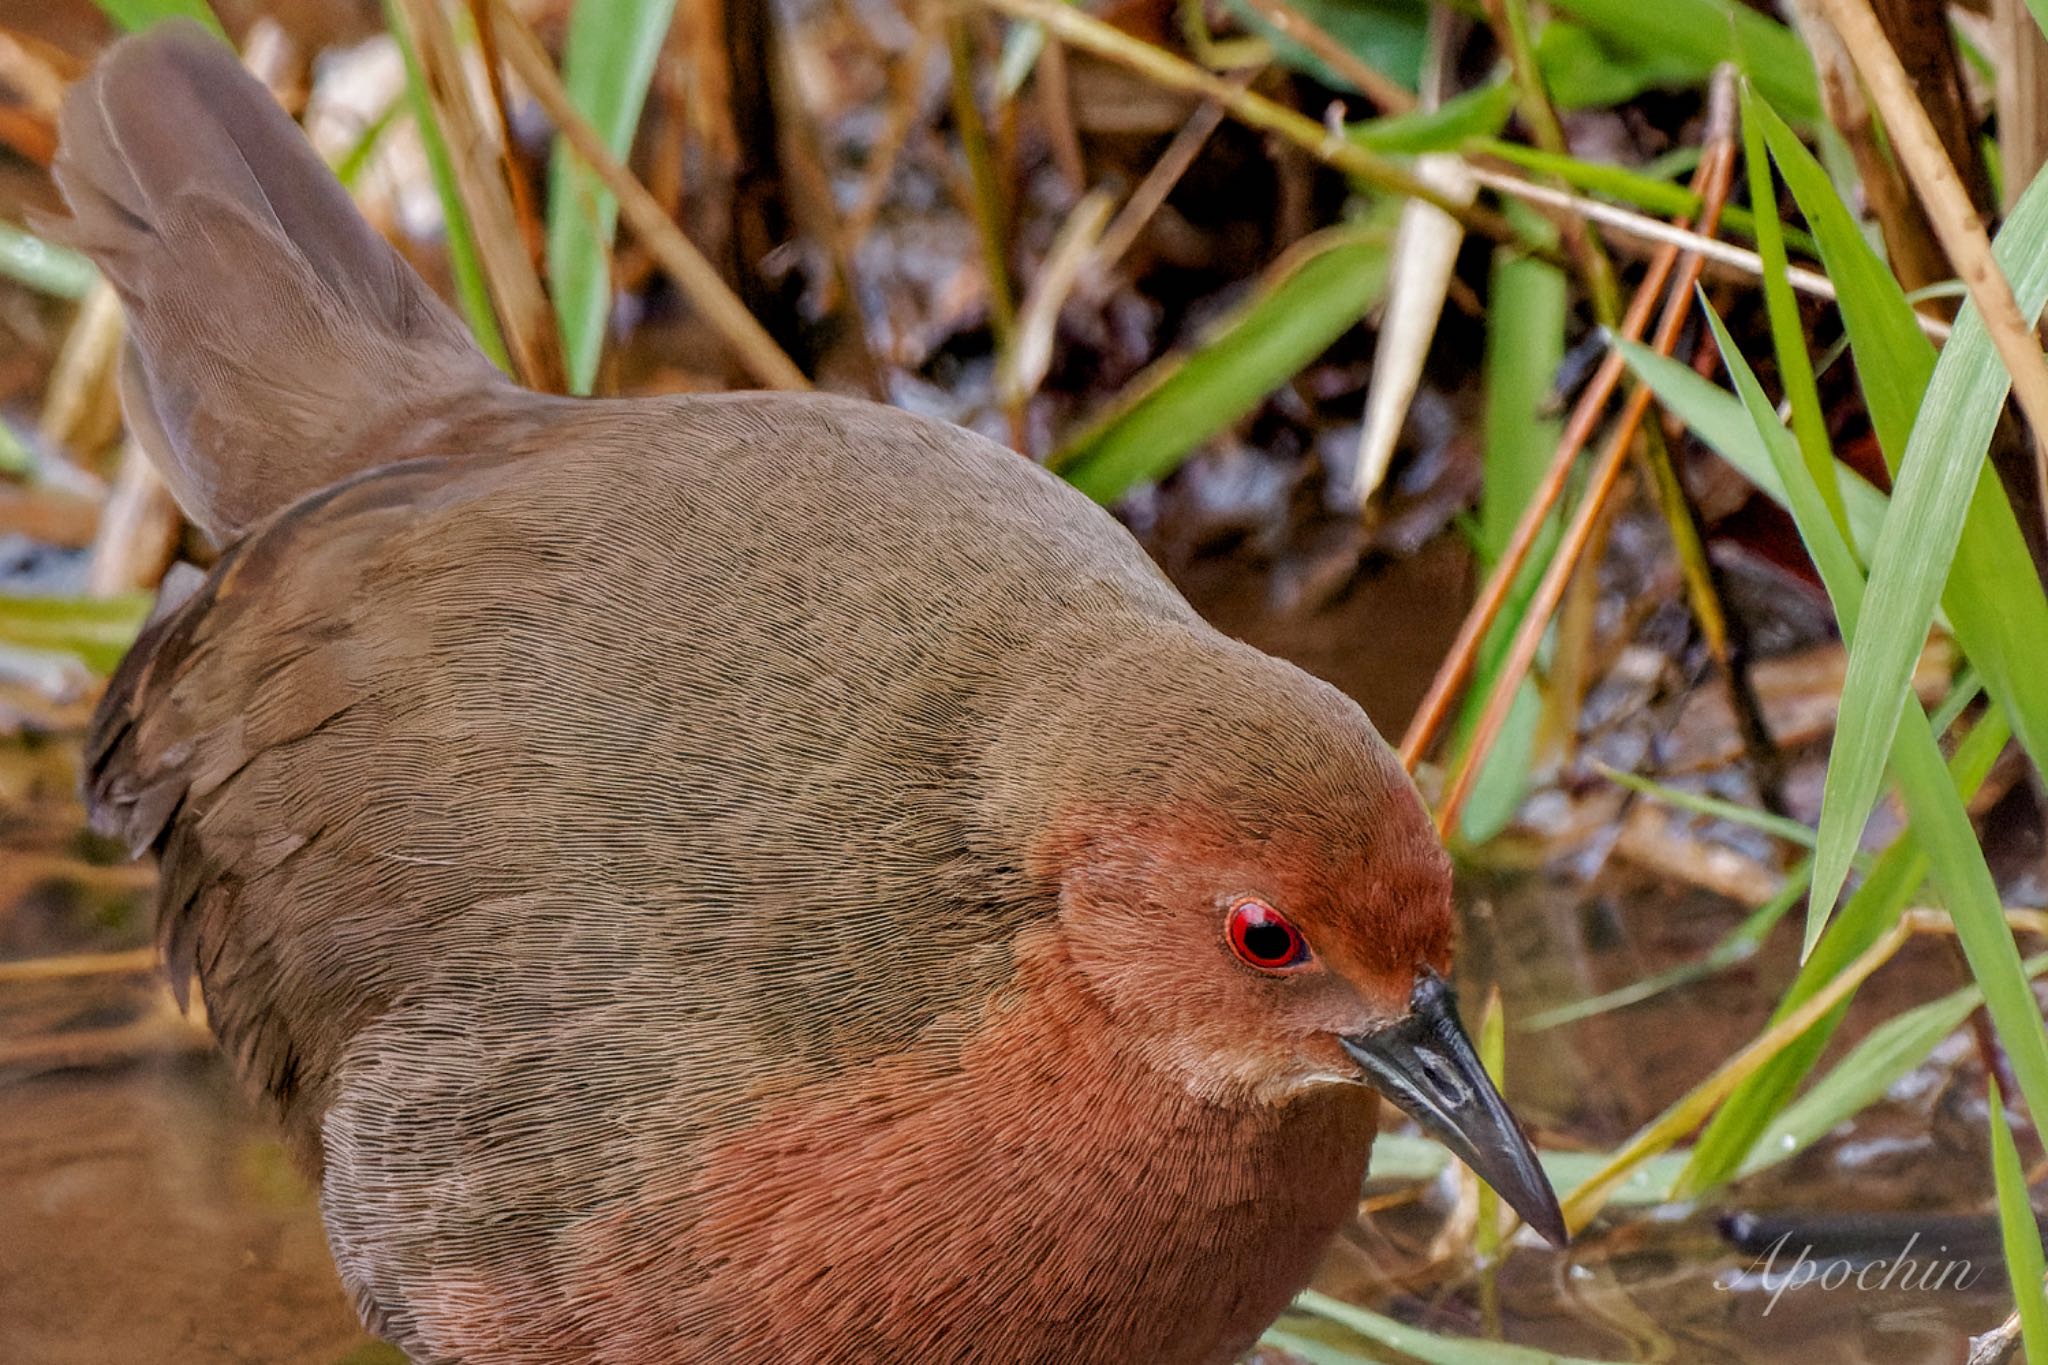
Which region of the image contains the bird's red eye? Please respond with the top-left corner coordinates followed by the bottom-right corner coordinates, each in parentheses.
top-left (1226, 899), bottom-right (1310, 971)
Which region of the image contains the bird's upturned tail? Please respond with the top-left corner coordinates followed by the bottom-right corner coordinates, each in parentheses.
top-left (40, 20), bottom-right (510, 545)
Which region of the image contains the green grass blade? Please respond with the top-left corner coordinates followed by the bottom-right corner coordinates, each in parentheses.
top-left (333, 97), bottom-right (404, 190)
top-left (1810, 160), bottom-right (2048, 926)
top-left (1756, 95), bottom-right (2048, 938)
top-left (1273, 1291), bottom-right (1623, 1364)
top-left (1222, 0), bottom-right (1425, 94)
top-left (995, 14), bottom-right (1048, 98)
top-left (1469, 138), bottom-right (1810, 255)
top-left (0, 224), bottom-right (97, 299)
top-left (1750, 100), bottom-right (1931, 457)
top-left (1457, 244), bottom-right (1568, 843)
top-left (1350, 83), bottom-right (1517, 155)
top-left (1617, 342), bottom-right (1889, 556)
top-left (547, 0), bottom-right (678, 395)
top-left (1739, 951), bottom-right (2048, 1178)
top-left (1474, 138), bottom-right (1702, 224)
top-left (1050, 223), bottom-right (1392, 502)
top-left (1991, 1077), bottom-right (2048, 1361)
top-left (1521, 867), bottom-right (1803, 1031)
top-left (1369, 1131), bottom-right (1692, 1208)
top-left (1702, 306), bottom-right (1863, 613)
top-left (92, 0), bottom-right (224, 34)
top-left (0, 421), bottom-right (29, 477)
top-left (1598, 765), bottom-right (1821, 849)
top-left (0, 594), bottom-right (152, 673)
top-left (1680, 704), bottom-right (2008, 1193)
top-left (1479, 253), bottom-right (1566, 561)
top-left (1559, 908), bottom-right (1907, 1219)
top-left (1543, 0), bottom-right (1818, 123)
top-left (381, 0), bottom-right (512, 373)
top-left (1932, 667), bottom-right (1989, 734)
top-left (1689, 305), bottom-right (2048, 1187)
top-left (1533, 19), bottom-right (1724, 113)
top-left (1761, 125), bottom-right (2027, 661)
top-left (1475, 990), bottom-right (1506, 1262)
top-left (1740, 85), bottom-right (1847, 538)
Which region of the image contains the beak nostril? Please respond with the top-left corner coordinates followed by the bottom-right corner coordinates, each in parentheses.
top-left (1416, 1051), bottom-right (1470, 1108)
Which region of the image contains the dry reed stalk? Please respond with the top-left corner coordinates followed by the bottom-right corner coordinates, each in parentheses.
top-left (1462, 166), bottom-right (1958, 335)
top-left (1432, 134), bottom-right (1738, 835)
top-left (85, 440), bottom-right (179, 596)
top-left (1784, 0), bottom-right (1950, 298)
top-left (1994, 0), bottom-right (2048, 213)
top-left (389, 0), bottom-right (565, 392)
top-left (1816, 0), bottom-right (2048, 528)
top-left (493, 2), bottom-right (809, 390)
top-left (1092, 96), bottom-right (1229, 269)
top-left (464, 0), bottom-right (547, 266)
top-left (38, 280), bottom-right (123, 464)
top-left (0, 948), bottom-right (157, 985)
top-left (0, 485), bottom-right (100, 547)
top-left (999, 188), bottom-right (1114, 412)
top-left (1234, 0), bottom-right (1416, 113)
top-left (1035, 37), bottom-right (1087, 192)
top-left (1395, 211), bottom-right (1702, 772)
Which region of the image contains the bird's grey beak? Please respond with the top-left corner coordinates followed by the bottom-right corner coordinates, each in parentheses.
top-left (1339, 969), bottom-right (1568, 1247)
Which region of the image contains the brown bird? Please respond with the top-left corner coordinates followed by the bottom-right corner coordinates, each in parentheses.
top-left (48, 22), bottom-right (1563, 1365)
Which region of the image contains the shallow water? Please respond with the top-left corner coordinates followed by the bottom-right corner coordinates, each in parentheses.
top-left (0, 706), bottom-right (373, 1362)
top-left (1315, 869), bottom-right (2015, 1363)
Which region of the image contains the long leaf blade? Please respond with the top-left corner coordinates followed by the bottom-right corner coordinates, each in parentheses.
top-left (1739, 952), bottom-right (2048, 1178)
top-left (92, 0), bottom-right (224, 35)
top-left (1758, 94), bottom-right (2048, 930)
top-left (1699, 303), bottom-right (2048, 1180)
top-left (1458, 241), bottom-right (1568, 843)
top-left (1544, 0), bottom-right (1818, 122)
top-left (1050, 224), bottom-right (1392, 502)
top-left (1739, 84), bottom-right (1847, 538)
top-left (546, 0), bottom-right (679, 395)
top-left (1276, 1291), bottom-right (1623, 1364)
top-left (1990, 1078), bottom-right (2048, 1362)
top-left (1618, 342), bottom-right (1890, 555)
top-left (1679, 705), bottom-right (2007, 1193)
top-left (1812, 162), bottom-right (2048, 924)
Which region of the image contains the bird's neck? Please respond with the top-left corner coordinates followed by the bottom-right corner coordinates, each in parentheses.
top-left (605, 924), bottom-right (1377, 1365)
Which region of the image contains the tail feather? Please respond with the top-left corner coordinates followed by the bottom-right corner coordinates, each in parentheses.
top-left (41, 20), bottom-right (507, 544)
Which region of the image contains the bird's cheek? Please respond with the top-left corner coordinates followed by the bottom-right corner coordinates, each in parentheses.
top-left (1156, 1028), bottom-right (1336, 1105)
top-left (1203, 1008), bottom-right (1372, 1099)
top-left (1259, 1032), bottom-right (1369, 1095)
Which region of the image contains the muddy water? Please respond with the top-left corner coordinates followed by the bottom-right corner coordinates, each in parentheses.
top-left (2, 1055), bottom-right (373, 1363)
top-left (1328, 870), bottom-right (2016, 1364)
top-left (0, 679), bottom-right (2020, 1364)
top-left (0, 714), bottom-right (376, 1362)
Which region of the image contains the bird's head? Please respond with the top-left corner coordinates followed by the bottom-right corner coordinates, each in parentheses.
top-left (1006, 631), bottom-right (1566, 1245)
